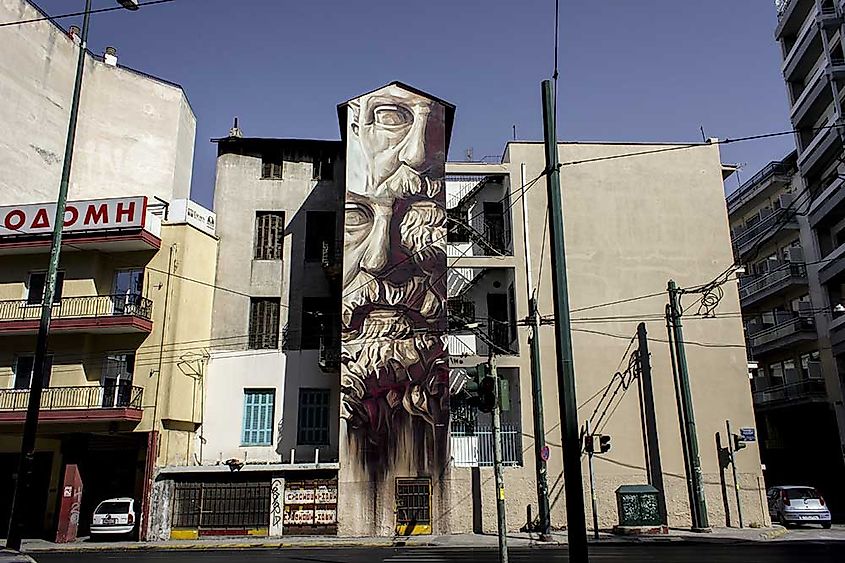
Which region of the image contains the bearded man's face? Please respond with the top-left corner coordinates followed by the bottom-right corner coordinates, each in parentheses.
top-left (341, 85), bottom-right (449, 440)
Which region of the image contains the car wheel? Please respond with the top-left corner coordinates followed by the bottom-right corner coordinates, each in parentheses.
top-left (778, 512), bottom-right (788, 527)
top-left (822, 522), bottom-right (832, 529)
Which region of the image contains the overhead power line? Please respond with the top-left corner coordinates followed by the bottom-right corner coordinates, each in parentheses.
top-left (0, 0), bottom-right (179, 28)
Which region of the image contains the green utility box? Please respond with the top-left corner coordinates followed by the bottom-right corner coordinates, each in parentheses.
top-left (615, 484), bottom-right (661, 527)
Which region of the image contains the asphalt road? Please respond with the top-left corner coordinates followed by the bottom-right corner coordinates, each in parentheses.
top-left (32, 543), bottom-right (845, 563)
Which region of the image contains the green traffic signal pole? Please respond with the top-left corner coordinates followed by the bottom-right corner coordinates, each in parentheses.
top-left (667, 280), bottom-right (710, 532)
top-left (5, 0), bottom-right (92, 550)
top-left (541, 79), bottom-right (588, 562)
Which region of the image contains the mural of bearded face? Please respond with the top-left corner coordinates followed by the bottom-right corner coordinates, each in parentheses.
top-left (341, 84), bottom-right (450, 462)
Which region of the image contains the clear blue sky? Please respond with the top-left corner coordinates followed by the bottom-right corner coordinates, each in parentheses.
top-left (31, 0), bottom-right (794, 209)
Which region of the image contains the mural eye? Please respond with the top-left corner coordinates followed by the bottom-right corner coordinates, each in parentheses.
top-left (345, 203), bottom-right (372, 228)
top-left (373, 105), bottom-right (412, 128)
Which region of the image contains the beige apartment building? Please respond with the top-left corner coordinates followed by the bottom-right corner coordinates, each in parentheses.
top-left (0, 0), bottom-right (217, 541)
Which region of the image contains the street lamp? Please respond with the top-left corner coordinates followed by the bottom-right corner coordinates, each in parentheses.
top-left (4, 0), bottom-right (139, 551)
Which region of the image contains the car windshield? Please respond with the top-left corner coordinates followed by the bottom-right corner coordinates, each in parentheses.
top-left (785, 488), bottom-right (819, 500)
top-left (95, 501), bottom-right (130, 514)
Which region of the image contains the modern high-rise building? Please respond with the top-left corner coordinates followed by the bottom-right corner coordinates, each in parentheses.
top-left (738, 0), bottom-right (845, 509)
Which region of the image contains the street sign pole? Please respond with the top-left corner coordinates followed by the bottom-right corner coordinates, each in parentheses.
top-left (586, 420), bottom-right (599, 540)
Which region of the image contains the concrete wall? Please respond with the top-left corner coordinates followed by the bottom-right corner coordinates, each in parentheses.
top-left (444, 142), bottom-right (766, 534)
top-left (208, 141), bottom-right (343, 467)
top-left (0, 0), bottom-right (196, 206)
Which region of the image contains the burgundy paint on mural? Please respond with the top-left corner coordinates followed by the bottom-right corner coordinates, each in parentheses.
top-left (340, 82), bottom-right (454, 477)
top-left (55, 464), bottom-right (83, 543)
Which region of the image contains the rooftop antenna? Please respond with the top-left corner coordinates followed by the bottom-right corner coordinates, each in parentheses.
top-left (229, 117), bottom-right (243, 138)
top-left (465, 147), bottom-right (474, 161)
top-left (699, 125), bottom-right (707, 143)
top-left (513, 124), bottom-right (517, 140)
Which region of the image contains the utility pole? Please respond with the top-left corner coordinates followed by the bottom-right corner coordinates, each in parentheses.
top-left (667, 280), bottom-right (710, 531)
top-left (585, 420), bottom-right (599, 540)
top-left (490, 353), bottom-right (509, 563)
top-left (636, 323), bottom-right (668, 526)
top-left (726, 420), bottom-right (743, 528)
top-left (541, 79), bottom-right (588, 561)
top-left (5, 0), bottom-right (93, 550)
top-left (519, 163), bottom-right (550, 539)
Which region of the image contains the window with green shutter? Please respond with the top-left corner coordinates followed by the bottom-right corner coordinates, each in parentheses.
top-left (242, 389), bottom-right (275, 446)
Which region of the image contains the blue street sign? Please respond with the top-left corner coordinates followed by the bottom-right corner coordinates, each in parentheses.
top-left (740, 427), bottom-right (756, 442)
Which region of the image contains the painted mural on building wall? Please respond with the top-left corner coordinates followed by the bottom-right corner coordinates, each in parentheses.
top-left (340, 83), bottom-right (451, 478)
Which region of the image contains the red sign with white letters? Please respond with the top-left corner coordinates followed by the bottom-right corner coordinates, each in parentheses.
top-left (0, 196), bottom-right (147, 236)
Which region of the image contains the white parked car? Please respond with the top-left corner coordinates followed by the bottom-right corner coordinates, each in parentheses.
top-left (90, 497), bottom-right (137, 538)
top-left (767, 486), bottom-right (832, 528)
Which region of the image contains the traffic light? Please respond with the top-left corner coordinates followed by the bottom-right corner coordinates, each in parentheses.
top-left (732, 434), bottom-right (746, 452)
top-left (599, 434), bottom-right (611, 454)
top-left (583, 434), bottom-right (595, 454)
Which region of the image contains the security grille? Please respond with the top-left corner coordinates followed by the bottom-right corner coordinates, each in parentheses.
top-left (249, 298), bottom-right (280, 349)
top-left (254, 212), bottom-right (284, 260)
top-left (172, 481), bottom-right (270, 530)
top-left (395, 478), bottom-right (431, 527)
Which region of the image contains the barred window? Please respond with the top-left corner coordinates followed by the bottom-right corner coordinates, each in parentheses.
top-left (261, 156), bottom-right (283, 179)
top-left (254, 212), bottom-right (284, 260)
top-left (297, 388), bottom-right (330, 445)
top-left (248, 298), bottom-right (280, 349)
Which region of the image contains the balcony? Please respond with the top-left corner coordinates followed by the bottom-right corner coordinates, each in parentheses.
top-left (0, 384), bottom-right (143, 426)
top-left (782, 12), bottom-right (823, 83)
top-left (829, 314), bottom-right (845, 355)
top-left (732, 207), bottom-right (799, 257)
top-left (747, 315), bottom-right (817, 356)
top-left (0, 294), bottom-right (153, 335)
top-left (797, 121), bottom-right (842, 181)
top-left (739, 263), bottom-right (808, 308)
top-left (809, 175), bottom-right (845, 227)
top-left (752, 379), bottom-right (828, 410)
top-left (726, 161), bottom-right (793, 215)
top-left (776, 0), bottom-right (816, 41)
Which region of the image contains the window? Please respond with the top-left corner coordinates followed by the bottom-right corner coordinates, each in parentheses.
top-left (304, 211), bottom-right (336, 262)
top-left (395, 478), bottom-right (431, 530)
top-left (801, 351), bottom-right (822, 379)
top-left (14, 355), bottom-right (53, 389)
top-left (242, 389), bottom-right (275, 446)
top-left (27, 271), bottom-right (64, 305)
top-left (254, 212), bottom-right (284, 260)
top-left (447, 208), bottom-right (470, 243)
top-left (301, 297), bottom-right (335, 349)
top-left (297, 388), bottom-right (330, 445)
top-left (102, 353), bottom-right (135, 407)
top-left (261, 155), bottom-right (283, 180)
top-left (248, 298), bottom-right (280, 349)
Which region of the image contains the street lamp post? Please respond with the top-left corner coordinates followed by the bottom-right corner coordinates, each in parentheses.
top-left (5, 1), bottom-right (137, 550)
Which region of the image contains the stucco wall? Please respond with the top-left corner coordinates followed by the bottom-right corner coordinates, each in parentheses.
top-left (441, 142), bottom-right (767, 534)
top-left (0, 0), bottom-right (196, 206)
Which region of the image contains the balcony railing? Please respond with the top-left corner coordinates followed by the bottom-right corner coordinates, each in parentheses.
top-left (727, 161), bottom-right (792, 212)
top-left (0, 294), bottom-right (152, 323)
top-left (452, 423), bottom-right (523, 467)
top-left (318, 332), bottom-right (340, 371)
top-left (732, 208), bottom-right (797, 252)
top-left (320, 240), bottom-right (342, 280)
top-left (752, 379), bottom-right (827, 406)
top-left (748, 315), bottom-right (816, 351)
top-left (739, 263), bottom-right (807, 301)
top-left (0, 384), bottom-right (143, 412)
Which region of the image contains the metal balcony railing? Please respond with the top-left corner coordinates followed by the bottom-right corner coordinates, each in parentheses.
top-left (752, 379), bottom-right (827, 406)
top-left (318, 332), bottom-right (340, 371)
top-left (451, 423), bottom-right (523, 467)
top-left (727, 161), bottom-right (792, 211)
top-left (739, 263), bottom-right (807, 301)
top-left (748, 315), bottom-right (816, 350)
top-left (0, 383), bottom-right (143, 411)
top-left (320, 240), bottom-right (342, 271)
top-left (0, 294), bottom-right (152, 323)
top-left (732, 208), bottom-right (797, 250)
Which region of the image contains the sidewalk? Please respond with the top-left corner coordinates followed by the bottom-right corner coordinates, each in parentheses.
top-left (10, 525), bottom-right (818, 552)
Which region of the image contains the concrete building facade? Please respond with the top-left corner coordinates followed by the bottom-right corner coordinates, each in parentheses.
top-left (760, 0), bottom-right (845, 509)
top-left (0, 0), bottom-right (216, 541)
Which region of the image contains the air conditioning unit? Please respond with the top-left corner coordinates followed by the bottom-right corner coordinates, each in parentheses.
top-left (785, 246), bottom-right (804, 262)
